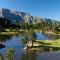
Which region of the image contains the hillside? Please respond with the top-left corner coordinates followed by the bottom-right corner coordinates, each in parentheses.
top-left (0, 8), bottom-right (60, 33)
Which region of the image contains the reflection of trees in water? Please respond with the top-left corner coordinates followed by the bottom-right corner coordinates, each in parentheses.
top-left (0, 49), bottom-right (37, 60)
top-left (48, 34), bottom-right (60, 39)
top-left (7, 48), bottom-right (15, 60)
top-left (42, 32), bottom-right (60, 39)
top-left (20, 51), bottom-right (37, 60)
top-left (0, 35), bottom-right (13, 49)
top-left (0, 48), bottom-right (15, 60)
top-left (0, 35), bottom-right (13, 43)
top-left (0, 53), bottom-right (4, 60)
top-left (0, 34), bottom-right (19, 49)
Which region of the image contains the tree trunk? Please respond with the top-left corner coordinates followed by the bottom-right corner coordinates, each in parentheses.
top-left (32, 40), bottom-right (33, 47)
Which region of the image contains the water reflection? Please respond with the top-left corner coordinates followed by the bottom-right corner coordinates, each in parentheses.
top-left (44, 33), bottom-right (60, 39)
top-left (0, 35), bottom-right (12, 49)
top-left (0, 32), bottom-right (60, 60)
top-left (36, 32), bottom-right (52, 40)
top-left (37, 32), bottom-right (60, 40)
top-left (0, 35), bottom-right (17, 49)
top-left (0, 35), bottom-right (12, 42)
top-left (0, 44), bottom-right (5, 49)
top-left (20, 51), bottom-right (37, 60)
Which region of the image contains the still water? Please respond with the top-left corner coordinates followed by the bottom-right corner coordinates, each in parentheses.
top-left (0, 32), bottom-right (60, 60)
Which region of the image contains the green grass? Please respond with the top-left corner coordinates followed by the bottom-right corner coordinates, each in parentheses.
top-left (36, 39), bottom-right (60, 48)
top-left (0, 32), bottom-right (18, 35)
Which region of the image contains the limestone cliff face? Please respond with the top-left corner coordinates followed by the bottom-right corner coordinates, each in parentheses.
top-left (0, 8), bottom-right (33, 23)
top-left (0, 8), bottom-right (57, 25)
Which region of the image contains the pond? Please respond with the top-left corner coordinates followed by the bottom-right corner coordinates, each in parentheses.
top-left (36, 32), bottom-right (52, 40)
top-left (0, 32), bottom-right (60, 60)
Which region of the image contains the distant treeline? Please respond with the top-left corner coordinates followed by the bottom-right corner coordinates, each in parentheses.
top-left (0, 18), bottom-right (20, 29)
top-left (0, 17), bottom-right (60, 32)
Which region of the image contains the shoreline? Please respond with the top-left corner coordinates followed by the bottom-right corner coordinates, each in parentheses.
top-left (24, 39), bottom-right (60, 51)
top-left (0, 29), bottom-right (60, 35)
top-left (0, 32), bottom-right (19, 35)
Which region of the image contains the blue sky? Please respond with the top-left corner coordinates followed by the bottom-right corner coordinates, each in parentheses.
top-left (0, 0), bottom-right (60, 20)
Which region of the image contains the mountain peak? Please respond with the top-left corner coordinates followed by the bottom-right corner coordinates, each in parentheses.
top-left (0, 8), bottom-right (33, 23)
